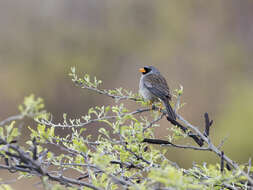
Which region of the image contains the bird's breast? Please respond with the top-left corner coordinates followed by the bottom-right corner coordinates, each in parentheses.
top-left (139, 77), bottom-right (157, 101)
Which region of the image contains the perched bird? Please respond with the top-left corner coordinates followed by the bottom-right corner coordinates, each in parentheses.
top-left (139, 66), bottom-right (177, 120)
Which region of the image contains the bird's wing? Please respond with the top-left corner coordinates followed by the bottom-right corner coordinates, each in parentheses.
top-left (143, 74), bottom-right (171, 100)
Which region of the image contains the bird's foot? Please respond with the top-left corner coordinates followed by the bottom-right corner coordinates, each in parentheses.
top-left (147, 100), bottom-right (155, 110)
top-left (157, 102), bottom-right (164, 112)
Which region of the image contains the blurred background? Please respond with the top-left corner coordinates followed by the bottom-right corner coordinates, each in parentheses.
top-left (0, 0), bottom-right (253, 189)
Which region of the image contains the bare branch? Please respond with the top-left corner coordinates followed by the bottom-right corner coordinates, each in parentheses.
top-left (37, 108), bottom-right (150, 128)
top-left (143, 113), bottom-right (165, 132)
top-left (143, 138), bottom-right (209, 151)
top-left (0, 114), bottom-right (24, 126)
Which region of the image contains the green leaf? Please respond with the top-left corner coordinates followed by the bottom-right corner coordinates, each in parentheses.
top-left (0, 128), bottom-right (3, 138)
top-left (98, 128), bottom-right (110, 138)
top-left (99, 120), bottom-right (113, 127)
top-left (80, 128), bottom-right (86, 134)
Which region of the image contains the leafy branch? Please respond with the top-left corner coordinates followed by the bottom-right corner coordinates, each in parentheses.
top-left (0, 68), bottom-right (252, 190)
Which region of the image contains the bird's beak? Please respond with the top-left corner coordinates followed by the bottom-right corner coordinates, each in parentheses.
top-left (139, 68), bottom-right (146, 73)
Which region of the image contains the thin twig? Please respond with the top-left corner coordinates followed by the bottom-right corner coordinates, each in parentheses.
top-left (76, 81), bottom-right (141, 102)
top-left (143, 113), bottom-right (165, 132)
top-left (204, 112), bottom-right (213, 138)
top-left (0, 114), bottom-right (24, 126)
top-left (221, 151), bottom-right (224, 173)
top-left (37, 108), bottom-right (150, 128)
top-left (47, 173), bottom-right (102, 190)
top-left (143, 138), bottom-right (209, 151)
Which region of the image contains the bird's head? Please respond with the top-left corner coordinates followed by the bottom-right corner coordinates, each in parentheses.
top-left (139, 66), bottom-right (160, 75)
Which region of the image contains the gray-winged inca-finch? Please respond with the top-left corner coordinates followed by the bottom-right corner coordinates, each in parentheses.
top-left (139, 66), bottom-right (177, 120)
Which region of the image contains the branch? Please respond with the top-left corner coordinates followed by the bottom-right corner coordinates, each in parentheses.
top-left (37, 108), bottom-right (151, 128)
top-left (47, 173), bottom-right (102, 190)
top-left (0, 114), bottom-right (24, 126)
top-left (0, 138), bottom-right (102, 190)
top-left (177, 114), bottom-right (253, 184)
top-left (75, 80), bottom-right (141, 102)
top-left (143, 138), bottom-right (209, 151)
top-left (220, 151), bottom-right (224, 173)
top-left (204, 112), bottom-right (213, 138)
top-left (166, 116), bottom-right (204, 146)
top-left (143, 113), bottom-right (165, 132)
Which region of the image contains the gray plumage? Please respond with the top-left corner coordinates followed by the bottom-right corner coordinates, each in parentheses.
top-left (139, 66), bottom-right (177, 120)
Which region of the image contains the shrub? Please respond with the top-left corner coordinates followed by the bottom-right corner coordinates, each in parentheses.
top-left (0, 67), bottom-right (252, 190)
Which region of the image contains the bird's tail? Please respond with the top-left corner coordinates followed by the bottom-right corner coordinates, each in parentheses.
top-left (164, 100), bottom-right (177, 121)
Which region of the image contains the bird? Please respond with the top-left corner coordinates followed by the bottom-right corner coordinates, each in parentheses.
top-left (139, 66), bottom-right (177, 120)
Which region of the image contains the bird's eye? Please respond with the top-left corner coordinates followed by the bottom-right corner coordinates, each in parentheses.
top-left (144, 67), bottom-right (151, 73)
